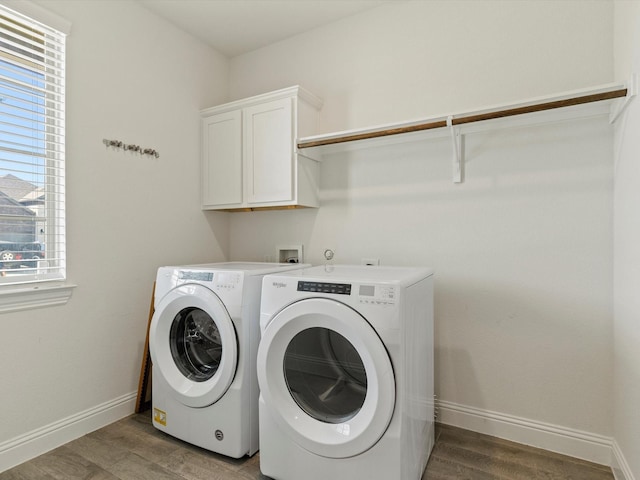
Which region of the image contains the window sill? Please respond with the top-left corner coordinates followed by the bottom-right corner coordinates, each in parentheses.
top-left (0, 283), bottom-right (76, 314)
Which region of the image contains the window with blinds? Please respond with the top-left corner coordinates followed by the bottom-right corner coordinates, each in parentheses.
top-left (0, 5), bottom-right (65, 285)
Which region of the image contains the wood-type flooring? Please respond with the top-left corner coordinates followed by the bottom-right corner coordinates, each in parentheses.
top-left (1, 412), bottom-right (614, 480)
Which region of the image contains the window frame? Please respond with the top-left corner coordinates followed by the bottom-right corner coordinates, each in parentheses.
top-left (0, 1), bottom-right (73, 312)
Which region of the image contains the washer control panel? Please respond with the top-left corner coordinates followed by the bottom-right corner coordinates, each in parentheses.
top-left (297, 281), bottom-right (351, 295)
top-left (296, 280), bottom-right (396, 305)
top-left (213, 272), bottom-right (241, 291)
top-left (358, 284), bottom-right (396, 305)
top-left (177, 270), bottom-right (241, 291)
top-left (179, 270), bottom-right (213, 282)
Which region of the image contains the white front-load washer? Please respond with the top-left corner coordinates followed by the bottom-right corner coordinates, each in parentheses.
top-left (149, 261), bottom-right (308, 458)
top-left (257, 265), bottom-right (434, 480)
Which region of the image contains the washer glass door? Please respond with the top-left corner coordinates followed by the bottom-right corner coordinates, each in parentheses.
top-left (257, 298), bottom-right (395, 458)
top-left (170, 306), bottom-right (224, 382)
top-left (150, 284), bottom-right (238, 408)
top-left (284, 327), bottom-right (367, 424)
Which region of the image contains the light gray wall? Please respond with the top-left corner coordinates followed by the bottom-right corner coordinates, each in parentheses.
top-left (0, 0), bottom-right (630, 473)
top-left (613, 2), bottom-right (640, 478)
top-left (229, 0), bottom-right (613, 133)
top-left (0, 0), bottom-right (229, 459)
top-left (228, 0), bottom-right (616, 447)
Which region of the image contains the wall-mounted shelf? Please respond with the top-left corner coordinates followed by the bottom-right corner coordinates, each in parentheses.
top-left (297, 77), bottom-right (637, 183)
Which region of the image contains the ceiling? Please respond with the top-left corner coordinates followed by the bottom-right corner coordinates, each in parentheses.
top-left (137, 0), bottom-right (387, 58)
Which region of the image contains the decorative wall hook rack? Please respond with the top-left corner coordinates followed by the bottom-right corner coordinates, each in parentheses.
top-left (103, 138), bottom-right (160, 158)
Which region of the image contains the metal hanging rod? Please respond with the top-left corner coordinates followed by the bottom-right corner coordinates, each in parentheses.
top-left (454, 89), bottom-right (627, 126)
top-left (103, 139), bottom-right (160, 158)
top-left (297, 86), bottom-right (629, 150)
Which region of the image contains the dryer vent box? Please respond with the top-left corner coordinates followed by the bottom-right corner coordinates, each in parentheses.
top-left (277, 245), bottom-right (303, 264)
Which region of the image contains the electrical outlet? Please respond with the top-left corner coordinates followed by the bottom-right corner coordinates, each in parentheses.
top-left (361, 258), bottom-right (380, 266)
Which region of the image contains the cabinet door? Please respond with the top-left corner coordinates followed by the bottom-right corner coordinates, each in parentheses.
top-left (202, 110), bottom-right (242, 208)
top-left (243, 98), bottom-right (294, 205)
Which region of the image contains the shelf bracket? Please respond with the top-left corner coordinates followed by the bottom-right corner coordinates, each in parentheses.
top-left (447, 116), bottom-right (463, 183)
top-left (610, 73), bottom-right (638, 124)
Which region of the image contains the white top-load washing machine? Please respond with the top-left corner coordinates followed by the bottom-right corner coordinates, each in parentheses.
top-left (149, 262), bottom-right (308, 458)
top-left (257, 265), bottom-right (434, 480)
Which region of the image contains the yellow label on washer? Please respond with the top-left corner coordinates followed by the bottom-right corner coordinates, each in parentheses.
top-left (153, 408), bottom-right (167, 426)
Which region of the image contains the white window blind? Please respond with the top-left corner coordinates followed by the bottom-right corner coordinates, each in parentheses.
top-left (0, 4), bottom-right (65, 285)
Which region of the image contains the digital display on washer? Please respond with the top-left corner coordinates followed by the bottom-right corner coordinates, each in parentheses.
top-left (179, 271), bottom-right (214, 282)
top-left (297, 281), bottom-right (351, 295)
top-left (359, 285), bottom-right (375, 297)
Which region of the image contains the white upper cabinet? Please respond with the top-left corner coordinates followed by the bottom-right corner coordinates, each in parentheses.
top-left (202, 110), bottom-right (242, 207)
top-left (201, 86), bottom-right (323, 211)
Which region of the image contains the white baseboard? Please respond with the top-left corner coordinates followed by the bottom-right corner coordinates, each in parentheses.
top-left (0, 392), bottom-right (137, 473)
top-left (612, 439), bottom-right (636, 480)
top-left (437, 399), bottom-right (613, 467)
top-left (1, 394), bottom-right (635, 479)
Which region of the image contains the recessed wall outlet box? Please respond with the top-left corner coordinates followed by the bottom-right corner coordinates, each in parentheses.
top-left (361, 258), bottom-right (380, 266)
top-left (277, 245), bottom-right (303, 263)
